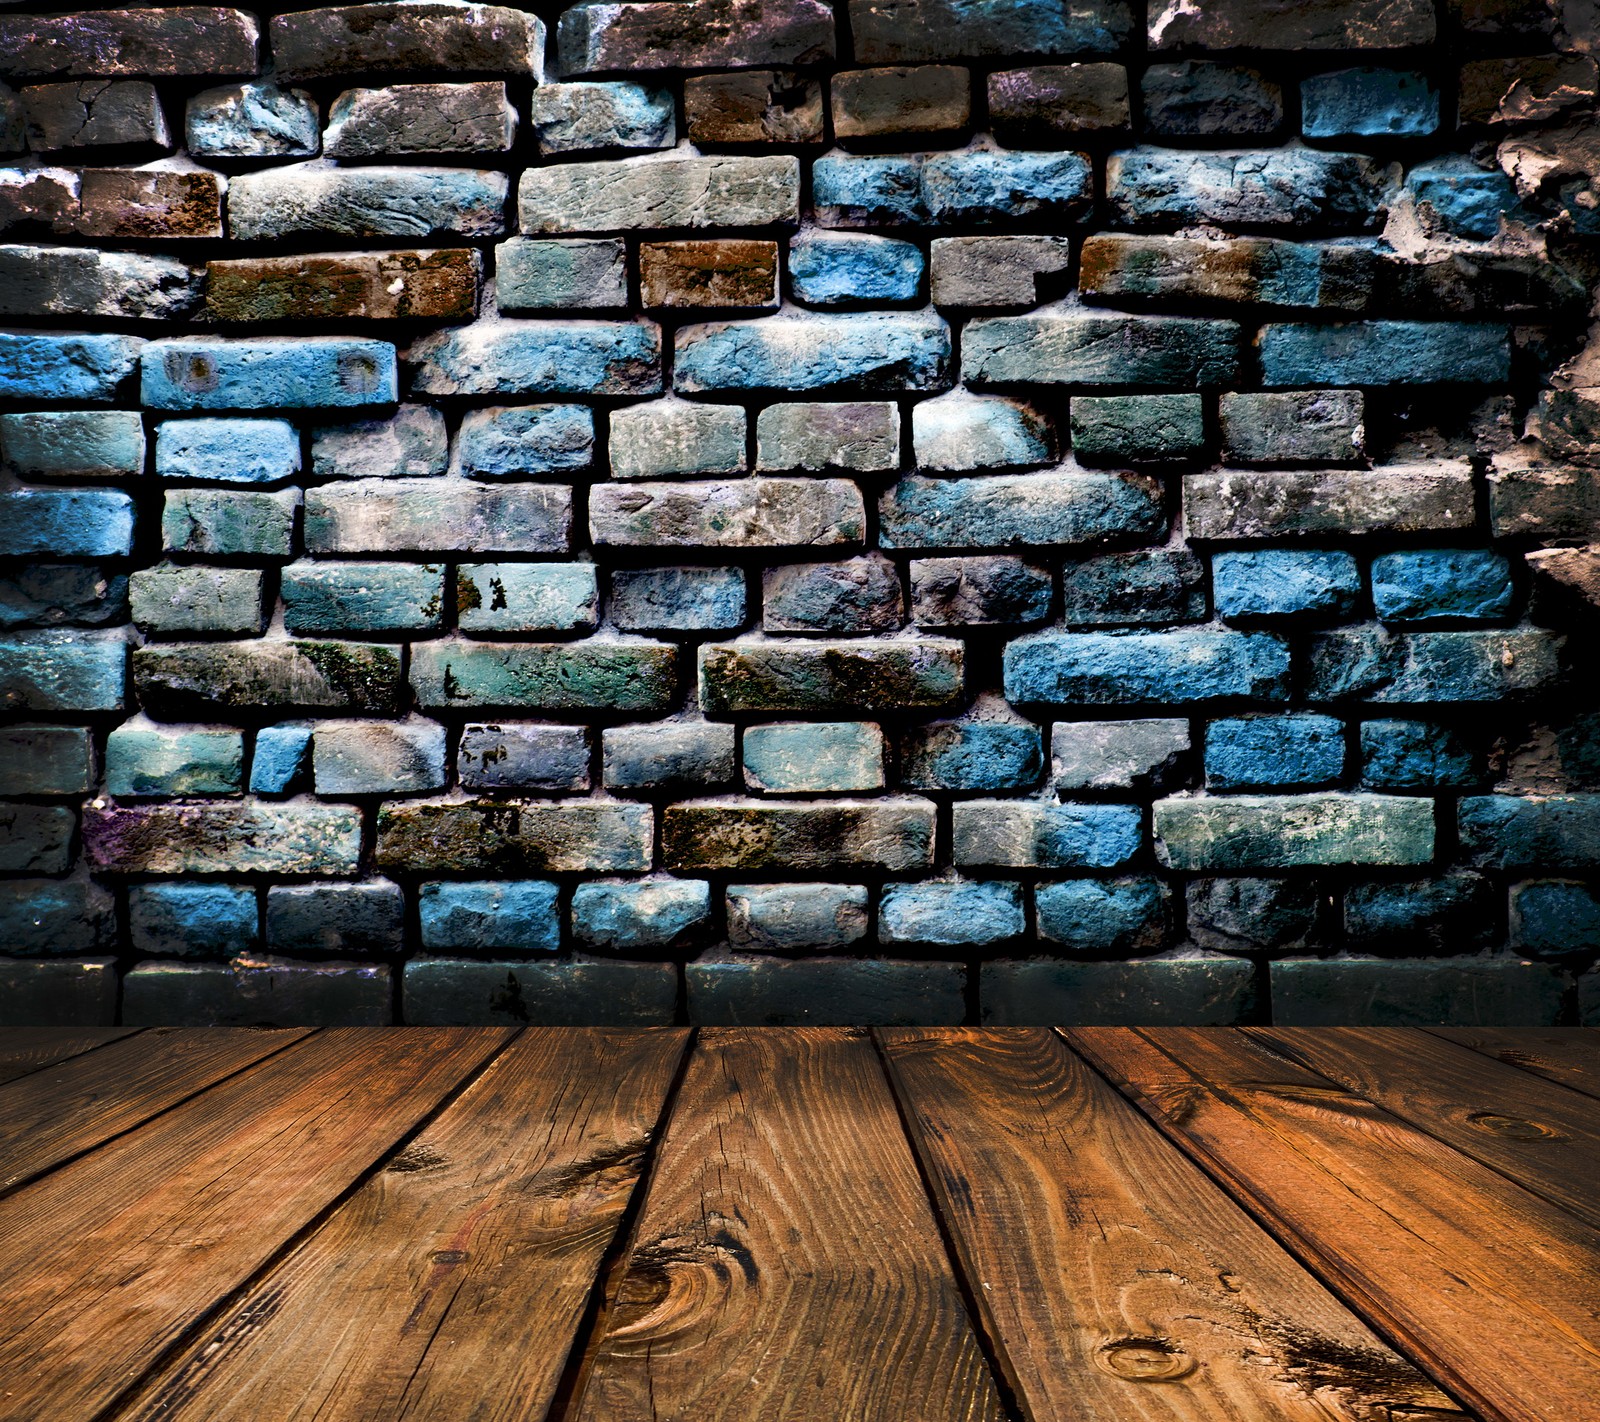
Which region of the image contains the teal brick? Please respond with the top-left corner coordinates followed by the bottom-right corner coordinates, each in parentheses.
top-left (743, 721), bottom-right (885, 793)
top-left (0, 633), bottom-right (125, 712)
top-left (571, 878), bottom-right (712, 950)
top-left (419, 881), bottom-right (561, 953)
top-left (457, 563), bottom-right (599, 634)
top-left (1259, 322), bottom-right (1510, 386)
top-left (1036, 876), bottom-right (1170, 952)
top-left (410, 320), bottom-right (662, 397)
top-left (0, 332), bottom-right (143, 401)
top-left (129, 883), bottom-right (258, 957)
top-left (675, 311), bottom-right (950, 393)
top-left (105, 723), bottom-right (244, 798)
top-left (0, 488), bottom-right (133, 557)
top-left (282, 561), bottom-right (445, 636)
top-left (142, 338), bottom-right (397, 409)
top-left (1154, 793), bottom-right (1435, 869)
top-left (0, 410), bottom-right (144, 478)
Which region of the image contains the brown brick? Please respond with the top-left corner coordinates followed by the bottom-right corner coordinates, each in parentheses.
top-left (77, 169), bottom-right (222, 238)
top-left (559, 0), bottom-right (835, 74)
top-left (1459, 55), bottom-right (1598, 125)
top-left (207, 249), bottom-right (481, 322)
top-left (0, 8), bottom-right (259, 79)
top-left (640, 240), bottom-right (779, 310)
top-left (989, 64), bottom-right (1130, 140)
top-left (685, 70), bottom-right (824, 145)
top-left (270, 4), bottom-right (543, 83)
top-left (832, 65), bottom-right (970, 142)
top-left (20, 80), bottom-right (169, 151)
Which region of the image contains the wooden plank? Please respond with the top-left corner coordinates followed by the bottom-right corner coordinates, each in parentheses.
top-left (0, 1026), bottom-right (311, 1194)
top-left (879, 1027), bottom-right (1466, 1422)
top-left (1066, 1027), bottom-right (1600, 1422)
top-left (118, 1028), bottom-right (689, 1422)
top-left (0, 1027), bottom-right (140, 1086)
top-left (567, 1027), bottom-right (1006, 1422)
top-left (0, 1026), bottom-right (511, 1422)
top-left (1246, 1027), bottom-right (1600, 1234)
top-left (1431, 1028), bottom-right (1600, 1103)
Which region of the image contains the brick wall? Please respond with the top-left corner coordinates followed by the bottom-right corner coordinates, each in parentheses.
top-left (3, 0), bottom-right (1599, 1027)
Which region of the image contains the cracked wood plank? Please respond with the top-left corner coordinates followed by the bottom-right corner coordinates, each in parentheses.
top-left (1429, 1028), bottom-right (1600, 1104)
top-left (114, 1027), bottom-right (688, 1422)
top-left (566, 1026), bottom-right (1006, 1422)
top-left (878, 1027), bottom-right (1466, 1422)
top-left (0, 1027), bottom-right (511, 1422)
top-left (0, 1026), bottom-right (140, 1086)
top-left (1066, 1027), bottom-right (1600, 1422)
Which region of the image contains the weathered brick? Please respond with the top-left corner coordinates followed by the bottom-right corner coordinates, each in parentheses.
top-left (684, 71), bottom-right (824, 146)
top-left (1183, 466), bottom-right (1476, 540)
top-left (1345, 875), bottom-right (1496, 953)
top-left (0, 9), bottom-right (260, 79)
top-left (1459, 55), bottom-right (1598, 126)
top-left (880, 470), bottom-right (1165, 549)
top-left (458, 723), bottom-right (591, 792)
top-left (2, 880), bottom-right (114, 956)
top-left (1069, 394), bottom-right (1205, 464)
top-left (699, 638), bottom-right (962, 715)
top-left (0, 959), bottom-right (117, 1026)
top-left (250, 725), bottom-right (312, 796)
top-left (186, 82), bottom-right (318, 158)
top-left (267, 881), bottom-right (405, 955)
top-left (1458, 794), bottom-right (1600, 869)
top-left (404, 958), bottom-right (676, 1027)
top-left (880, 880), bottom-right (1023, 945)
top-left (0, 330), bottom-right (142, 402)
top-left (591, 478), bottom-right (864, 549)
top-left (270, 4), bottom-right (544, 82)
top-left (572, 878), bottom-right (712, 950)
top-left (419, 881), bottom-right (560, 954)
top-left (409, 320), bottom-right (661, 397)
top-left (0, 410), bottom-right (143, 480)
top-left (604, 721), bottom-right (736, 793)
top-left (1079, 233), bottom-right (1367, 310)
top-left (922, 150), bottom-right (1092, 225)
top-left (1005, 630), bottom-right (1291, 706)
top-left (230, 165), bottom-right (506, 241)
top-left (1142, 63), bottom-right (1283, 138)
top-left (764, 554), bottom-right (901, 634)
top-left (496, 237), bottom-right (629, 311)
top-left (641, 239), bottom-right (779, 309)
top-left (154, 418), bottom-right (300, 485)
top-left (1489, 461), bottom-right (1600, 540)
top-left (313, 718), bottom-right (446, 795)
top-left (519, 154), bottom-right (799, 232)
top-left (0, 801), bottom-right (74, 872)
top-left (988, 64), bottom-right (1129, 141)
top-left (675, 311), bottom-right (950, 393)
top-left (455, 405), bottom-right (593, 478)
top-left (530, 81), bottom-right (673, 154)
top-left (457, 563), bottom-right (599, 634)
top-left (611, 567), bottom-right (745, 632)
top-left (755, 402), bottom-right (900, 471)
top-left (790, 232), bottom-right (923, 305)
top-left (688, 956), bottom-right (963, 1025)
top-left (142, 338), bottom-right (396, 411)
top-left (207, 250), bottom-right (480, 323)
top-left (744, 721), bottom-right (885, 792)
top-left (1302, 67), bottom-right (1437, 139)
top-left (326, 81), bottom-right (515, 156)
top-left (611, 400), bottom-right (745, 480)
top-left (964, 309), bottom-right (1239, 388)
top-left (1360, 720), bottom-right (1476, 790)
top-left (928, 235), bottom-right (1072, 308)
top-left (812, 154), bottom-right (925, 225)
top-left (981, 957), bottom-right (1255, 1027)
top-left (1060, 549), bottom-right (1205, 627)
top-left (1307, 628), bottom-right (1563, 703)
top-left (913, 392), bottom-right (1049, 472)
top-left (1371, 549), bottom-right (1513, 622)
top-left (559, 0), bottom-right (835, 73)
top-left (0, 632), bottom-right (125, 712)
top-left (375, 799), bottom-right (653, 874)
top-left (833, 65), bottom-right (970, 141)
top-left (0, 488), bottom-right (133, 558)
top-left (909, 557), bottom-right (1051, 627)
top-left (664, 798), bottom-right (935, 871)
top-left (133, 640), bottom-right (404, 716)
top-left (1052, 719), bottom-right (1190, 793)
top-left (411, 639), bottom-right (676, 712)
top-left (305, 480), bottom-right (570, 555)
top-left (1109, 148), bottom-right (1392, 231)
top-left (1148, 0), bottom-right (1435, 50)
top-left (1510, 880), bottom-right (1600, 959)
top-left (84, 802), bottom-right (363, 875)
top-left (0, 567), bottom-right (127, 631)
top-left (1270, 958), bottom-right (1561, 1028)
top-left (129, 565), bottom-right (264, 636)
top-left (311, 407), bottom-right (447, 479)
top-left (850, 0), bottom-right (1133, 62)
top-left (1189, 876), bottom-right (1323, 953)
top-left (899, 715), bottom-right (1043, 791)
top-left (1220, 391), bottom-right (1366, 466)
top-left (1205, 713), bottom-right (1345, 790)
top-left (1154, 793), bottom-right (1434, 870)
top-left (1259, 322), bottom-right (1510, 386)
top-left (0, 724), bottom-right (91, 796)
top-left (68, 168), bottom-right (222, 239)
top-left (123, 957), bottom-right (393, 1027)
top-left (1213, 549), bottom-right (1362, 619)
top-left (162, 489), bottom-right (297, 558)
top-left (20, 79), bottom-right (168, 150)
top-left (726, 883), bottom-right (868, 951)
top-left (1036, 877), bottom-right (1170, 952)
top-left (951, 800), bottom-right (1142, 869)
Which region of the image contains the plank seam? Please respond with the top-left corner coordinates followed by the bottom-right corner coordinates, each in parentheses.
top-left (0, 1028), bottom-right (145, 1089)
top-left (1421, 1027), bottom-right (1600, 1105)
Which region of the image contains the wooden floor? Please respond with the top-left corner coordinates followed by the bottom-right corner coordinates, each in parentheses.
top-left (2, 1028), bottom-right (1598, 1422)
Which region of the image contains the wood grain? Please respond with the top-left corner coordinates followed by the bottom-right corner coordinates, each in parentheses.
top-left (117, 1027), bottom-right (689, 1422)
top-left (879, 1027), bottom-right (1466, 1422)
top-left (1431, 1028), bottom-right (1600, 1103)
top-left (0, 1027), bottom-right (511, 1422)
top-left (0, 1026), bottom-right (310, 1194)
top-left (1067, 1027), bottom-right (1600, 1422)
top-left (568, 1027), bottom-right (1005, 1422)
top-left (1246, 1026), bottom-right (1600, 1233)
top-left (0, 1027), bottom-right (139, 1086)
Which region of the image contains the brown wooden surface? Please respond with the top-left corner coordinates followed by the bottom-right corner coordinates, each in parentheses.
top-left (0, 1027), bottom-right (511, 1422)
top-left (568, 1027), bottom-right (1006, 1422)
top-left (0, 1026), bottom-right (139, 1085)
top-left (879, 1027), bottom-right (1464, 1422)
top-left (1432, 1026), bottom-right (1600, 1102)
top-left (120, 1028), bottom-right (689, 1422)
top-left (1066, 1027), bottom-right (1600, 1422)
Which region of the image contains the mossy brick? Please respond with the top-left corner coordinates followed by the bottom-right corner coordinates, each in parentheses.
top-left (1270, 957), bottom-right (1561, 1028)
top-left (1148, 0), bottom-right (1434, 49)
top-left (325, 81), bottom-right (516, 156)
top-left (909, 557), bottom-right (1051, 627)
top-left (789, 233), bottom-right (923, 306)
top-left (812, 155), bottom-right (926, 225)
top-left (0, 632), bottom-right (125, 711)
top-left (1371, 550), bottom-right (1514, 622)
top-left (207, 250), bottom-right (481, 324)
top-left (0, 245), bottom-right (199, 321)
top-left (1219, 391), bottom-right (1365, 466)
top-left (612, 567), bottom-right (747, 633)
top-left (0, 724), bottom-right (90, 795)
top-left (375, 799), bottom-right (653, 874)
top-left (420, 881), bottom-right (560, 954)
top-left (591, 478), bottom-right (864, 550)
top-left (455, 406), bottom-right (593, 479)
top-left (1184, 466), bottom-right (1476, 540)
top-left (1153, 793), bottom-right (1434, 870)
top-left (282, 561), bottom-right (445, 637)
top-left (1259, 323), bottom-right (1510, 386)
top-left (1060, 549), bottom-right (1205, 627)
top-left (1188, 877), bottom-right (1323, 952)
top-left (685, 69), bottom-right (823, 145)
top-left (832, 64), bottom-right (969, 141)
top-left (921, 150), bottom-right (1092, 225)
top-left (105, 723), bottom-right (243, 798)
top-left (305, 480), bottom-right (570, 556)
top-left (687, 956), bottom-right (965, 1026)
top-left (0, 801), bottom-right (73, 872)
top-left (1004, 629), bottom-right (1290, 708)
top-left (141, 338), bottom-right (396, 410)
top-left (0, 410), bottom-right (144, 479)
top-left (496, 238), bottom-right (629, 312)
top-left (530, 80), bottom-right (673, 154)
top-left (458, 723), bottom-right (591, 791)
top-left (604, 722), bottom-right (735, 793)
top-left (311, 407), bottom-right (447, 480)
top-left (880, 880), bottom-right (1023, 946)
top-left (1142, 62), bottom-right (1283, 138)
top-left (609, 401), bottom-right (746, 480)
top-left (763, 555), bottom-right (902, 634)
top-left (640, 239), bottom-right (779, 310)
top-left (186, 81), bottom-right (318, 158)
top-left (411, 640), bottom-right (677, 713)
top-left (250, 724), bottom-right (312, 795)
top-left (880, 470), bottom-right (1165, 550)
top-left (122, 956), bottom-right (393, 1027)
top-left (313, 718), bottom-right (447, 796)
top-left (519, 154), bottom-right (799, 232)
top-left (0, 958), bottom-right (117, 1026)
top-left (674, 311), bottom-right (950, 393)
top-left (0, 9), bottom-right (261, 79)
top-left (756, 402), bottom-right (900, 473)
top-left (744, 721), bottom-right (885, 793)
top-left (981, 956), bottom-right (1255, 1027)
top-left (129, 882), bottom-right (257, 957)
top-left (928, 235), bottom-right (1073, 307)
top-left (162, 489), bottom-right (297, 558)
top-left (912, 393), bottom-right (1050, 472)
top-left (0, 880), bottom-right (114, 956)
top-left (133, 641), bottom-right (403, 716)
top-left (1205, 713), bottom-right (1345, 790)
top-left (987, 65), bottom-right (1130, 142)
top-left (1405, 155), bottom-right (1528, 240)
top-left (558, 0), bottom-right (835, 72)
top-left (21, 78), bottom-right (167, 150)
top-left (1307, 629), bottom-right (1563, 704)
top-left (1302, 67), bottom-right (1438, 139)
top-left (1360, 720), bottom-right (1476, 788)
top-left (572, 877), bottom-right (712, 950)
top-left (1345, 875), bottom-right (1497, 953)
top-left (1509, 880), bottom-right (1600, 959)
top-left (951, 800), bottom-right (1142, 869)
top-left (83, 802), bottom-right (363, 875)
top-left (663, 798), bottom-right (935, 872)
top-left (129, 565), bottom-right (264, 636)
top-left (153, 418), bottom-right (299, 485)
top-left (699, 638), bottom-right (962, 716)
top-left (408, 320), bottom-right (662, 397)
top-left (963, 310), bottom-right (1239, 388)
top-left (1108, 148), bottom-right (1391, 231)
top-left (269, 4), bottom-right (543, 82)
top-left (900, 719), bottom-right (1043, 792)
top-left (726, 883), bottom-right (868, 951)
top-left (457, 563), bottom-right (599, 635)
top-left (0, 488), bottom-right (133, 558)
top-left (1070, 394), bottom-right (1205, 464)
top-left (267, 882), bottom-right (404, 955)
top-left (1035, 876), bottom-right (1170, 953)
top-left (849, 0), bottom-right (1132, 62)
top-left (403, 957), bottom-right (676, 1026)
top-left (1458, 795), bottom-right (1600, 869)
top-left (1052, 718), bottom-right (1190, 793)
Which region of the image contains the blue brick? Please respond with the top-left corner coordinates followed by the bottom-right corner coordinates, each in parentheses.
top-left (0, 332), bottom-right (143, 401)
top-left (1407, 156), bottom-right (1530, 241)
top-left (1260, 322), bottom-right (1510, 386)
top-left (1308, 629), bottom-right (1561, 703)
top-left (674, 312), bottom-right (950, 393)
top-left (419, 881), bottom-right (561, 953)
top-left (0, 633), bottom-right (125, 711)
top-left (0, 566), bottom-right (128, 632)
top-left (410, 320), bottom-right (662, 397)
top-left (154, 418), bottom-right (301, 484)
top-left (0, 879), bottom-right (114, 956)
top-left (0, 410), bottom-right (145, 478)
top-left (789, 233), bottom-right (923, 305)
top-left (726, 883), bottom-right (869, 951)
top-left (1510, 880), bottom-right (1600, 958)
top-left (106, 724), bottom-right (244, 798)
top-left (497, 237), bottom-right (629, 311)
top-left (1205, 714), bottom-right (1345, 790)
top-left (610, 567), bottom-right (747, 633)
top-left (0, 488), bottom-right (134, 557)
top-left (1005, 630), bottom-right (1290, 707)
top-left (1302, 68), bottom-right (1438, 138)
top-left (1109, 147), bottom-right (1388, 229)
top-left (1214, 550), bottom-right (1361, 620)
top-left (879, 879), bottom-right (1024, 946)
top-left (1036, 877), bottom-right (1170, 952)
top-left (880, 471), bottom-right (1165, 549)
top-left (952, 799), bottom-right (1143, 869)
top-left (129, 883), bottom-right (258, 958)
top-left (455, 405), bottom-right (595, 476)
top-left (0, 802), bottom-right (73, 873)
top-left (1459, 795), bottom-right (1600, 869)
top-left (912, 392), bottom-right (1051, 471)
top-left (1345, 875), bottom-right (1496, 953)
top-left (813, 155), bottom-right (926, 225)
top-left (530, 81), bottom-right (676, 153)
top-left (899, 720), bottom-right (1042, 791)
top-left (603, 721), bottom-right (735, 792)
top-left (571, 878), bottom-right (712, 949)
top-left (458, 723), bottom-right (590, 792)
top-left (1360, 720), bottom-right (1476, 788)
top-left (250, 723), bottom-right (312, 795)
top-left (921, 150), bottom-right (1092, 223)
top-left (282, 562), bottom-right (445, 636)
top-left (142, 338), bottom-right (398, 410)
top-left (1371, 550), bottom-right (1514, 622)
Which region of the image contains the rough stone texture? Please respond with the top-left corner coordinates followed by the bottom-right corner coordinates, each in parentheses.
top-left (326, 82), bottom-right (515, 156)
top-left (663, 799), bottom-right (935, 871)
top-left (699, 639), bottom-right (962, 714)
top-left (411, 640), bottom-right (678, 713)
top-left (963, 309), bottom-right (1239, 388)
top-left (84, 803), bottom-right (362, 876)
top-left (0, 10), bottom-right (260, 79)
top-left (229, 165), bottom-right (508, 241)
top-left (591, 478), bottom-right (864, 548)
top-left (1148, 0), bottom-right (1435, 50)
top-left (982, 958), bottom-right (1256, 1027)
top-left (21, 79), bottom-right (169, 151)
top-left (187, 82), bottom-right (318, 157)
top-left (559, 0), bottom-right (836, 73)
top-left (640, 239), bottom-right (779, 309)
top-left (988, 65), bottom-right (1130, 141)
top-left (123, 957), bottom-right (393, 1027)
top-left (1184, 466), bottom-right (1476, 540)
top-left (270, 5), bottom-right (544, 82)
top-left (685, 70), bottom-right (824, 146)
top-left (1153, 793), bottom-right (1435, 870)
top-left (376, 800), bottom-right (654, 874)
top-left (1108, 148), bottom-right (1392, 231)
top-left (519, 154), bottom-right (799, 232)
top-left (850, 0), bottom-right (1133, 63)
